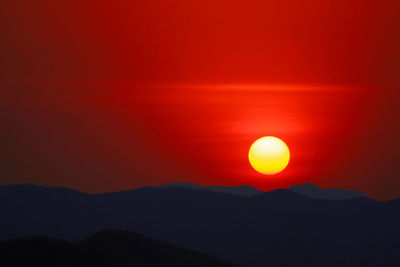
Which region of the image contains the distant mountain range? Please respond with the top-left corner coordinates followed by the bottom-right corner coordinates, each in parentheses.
top-left (0, 183), bottom-right (399, 267)
top-left (158, 182), bottom-right (368, 199)
top-left (0, 230), bottom-right (239, 267)
top-left (289, 183), bottom-right (368, 199)
top-left (157, 182), bottom-right (263, 197)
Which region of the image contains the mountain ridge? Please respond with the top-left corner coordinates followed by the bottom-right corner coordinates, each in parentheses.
top-left (157, 181), bottom-right (369, 200)
top-left (289, 183), bottom-right (368, 199)
top-left (1, 183), bottom-right (400, 266)
top-left (157, 182), bottom-right (263, 197)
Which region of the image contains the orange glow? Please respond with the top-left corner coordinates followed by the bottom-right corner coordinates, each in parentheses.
top-left (1, 0), bottom-right (395, 199)
top-left (248, 136), bottom-right (290, 175)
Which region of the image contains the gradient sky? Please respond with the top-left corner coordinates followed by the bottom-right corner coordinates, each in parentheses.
top-left (1, 0), bottom-right (400, 200)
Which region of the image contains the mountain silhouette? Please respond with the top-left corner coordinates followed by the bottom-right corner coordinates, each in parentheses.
top-left (1, 184), bottom-right (400, 267)
top-left (157, 182), bottom-right (263, 196)
top-left (289, 183), bottom-right (368, 199)
top-left (157, 182), bottom-right (368, 200)
top-left (0, 230), bottom-right (240, 267)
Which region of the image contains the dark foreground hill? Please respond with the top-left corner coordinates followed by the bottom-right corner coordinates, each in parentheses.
top-left (1, 184), bottom-right (400, 267)
top-left (0, 230), bottom-right (239, 267)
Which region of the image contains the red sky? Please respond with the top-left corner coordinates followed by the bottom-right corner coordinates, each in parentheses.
top-left (1, 0), bottom-right (400, 199)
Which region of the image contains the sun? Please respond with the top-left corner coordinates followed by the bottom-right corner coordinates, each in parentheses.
top-left (248, 136), bottom-right (290, 175)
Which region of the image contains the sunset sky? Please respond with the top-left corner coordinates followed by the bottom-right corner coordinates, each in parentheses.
top-left (1, 0), bottom-right (400, 200)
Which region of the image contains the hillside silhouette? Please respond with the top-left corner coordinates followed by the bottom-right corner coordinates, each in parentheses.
top-left (1, 184), bottom-right (400, 266)
top-left (0, 230), bottom-right (239, 267)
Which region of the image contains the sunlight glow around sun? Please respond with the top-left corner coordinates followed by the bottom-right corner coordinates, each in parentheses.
top-left (248, 136), bottom-right (290, 175)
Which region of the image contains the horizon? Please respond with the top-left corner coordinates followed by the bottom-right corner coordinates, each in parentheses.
top-left (0, 181), bottom-right (378, 200)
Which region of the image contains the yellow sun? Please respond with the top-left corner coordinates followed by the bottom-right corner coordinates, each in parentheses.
top-left (248, 136), bottom-right (290, 175)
